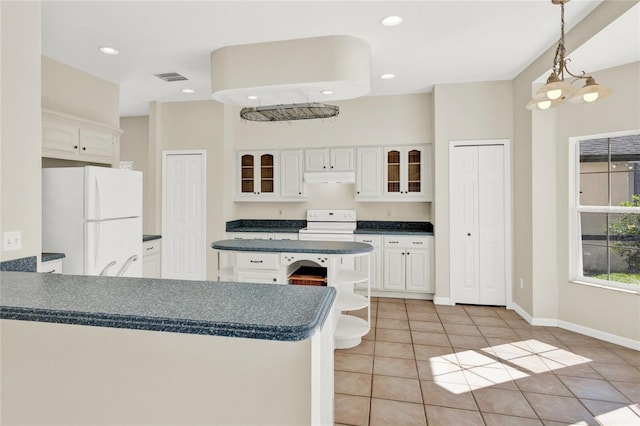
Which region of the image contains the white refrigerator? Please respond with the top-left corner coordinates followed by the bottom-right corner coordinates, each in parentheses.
top-left (42, 166), bottom-right (143, 277)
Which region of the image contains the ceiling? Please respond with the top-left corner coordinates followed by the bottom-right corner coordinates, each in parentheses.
top-left (40, 1), bottom-right (639, 117)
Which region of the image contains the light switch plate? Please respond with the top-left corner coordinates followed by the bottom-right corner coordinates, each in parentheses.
top-left (3, 230), bottom-right (22, 251)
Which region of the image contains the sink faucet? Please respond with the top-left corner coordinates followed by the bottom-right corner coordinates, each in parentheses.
top-left (116, 255), bottom-right (138, 277)
top-left (99, 260), bottom-right (117, 276)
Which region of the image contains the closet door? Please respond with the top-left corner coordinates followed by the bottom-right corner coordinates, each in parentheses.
top-left (450, 143), bottom-right (506, 306)
top-left (451, 146), bottom-right (481, 304)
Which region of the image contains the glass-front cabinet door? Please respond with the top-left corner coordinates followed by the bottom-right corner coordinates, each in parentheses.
top-left (383, 145), bottom-right (431, 201)
top-left (236, 151), bottom-right (278, 199)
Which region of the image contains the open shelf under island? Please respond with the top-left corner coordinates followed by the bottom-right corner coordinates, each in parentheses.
top-left (211, 238), bottom-right (373, 350)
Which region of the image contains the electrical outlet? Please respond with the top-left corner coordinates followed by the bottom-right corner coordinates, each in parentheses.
top-left (3, 231), bottom-right (22, 251)
top-left (386, 211), bottom-right (391, 217)
top-left (519, 278), bottom-right (524, 289)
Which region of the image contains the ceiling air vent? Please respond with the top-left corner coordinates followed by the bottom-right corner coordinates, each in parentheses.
top-left (154, 72), bottom-right (188, 82)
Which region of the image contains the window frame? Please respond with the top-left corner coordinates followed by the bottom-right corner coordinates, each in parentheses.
top-left (569, 130), bottom-right (640, 293)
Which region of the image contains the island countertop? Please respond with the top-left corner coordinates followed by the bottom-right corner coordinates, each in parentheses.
top-left (212, 238), bottom-right (373, 254)
top-left (0, 271), bottom-right (335, 342)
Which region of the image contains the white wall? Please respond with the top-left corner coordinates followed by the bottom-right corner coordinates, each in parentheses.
top-left (1, 1), bottom-right (41, 263)
top-left (432, 81), bottom-right (514, 301)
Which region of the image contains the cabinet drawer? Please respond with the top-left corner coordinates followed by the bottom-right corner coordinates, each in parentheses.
top-left (236, 253), bottom-right (279, 269)
top-left (383, 236), bottom-right (428, 248)
top-left (355, 235), bottom-right (382, 247)
top-left (143, 241), bottom-right (160, 255)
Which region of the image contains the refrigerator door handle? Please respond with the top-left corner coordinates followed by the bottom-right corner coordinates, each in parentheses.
top-left (99, 260), bottom-right (117, 276)
top-left (116, 255), bottom-right (139, 277)
top-left (95, 176), bottom-right (102, 220)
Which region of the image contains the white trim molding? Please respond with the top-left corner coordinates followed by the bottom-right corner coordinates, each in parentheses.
top-left (511, 303), bottom-right (639, 351)
top-left (433, 296), bottom-right (454, 306)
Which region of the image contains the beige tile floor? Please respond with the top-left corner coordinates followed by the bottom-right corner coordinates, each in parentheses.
top-left (334, 298), bottom-right (640, 426)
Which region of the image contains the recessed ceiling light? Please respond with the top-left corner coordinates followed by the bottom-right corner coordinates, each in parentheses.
top-left (181, 89), bottom-right (195, 94)
top-left (380, 73), bottom-right (395, 80)
top-left (321, 90), bottom-right (333, 95)
top-left (381, 16), bottom-right (403, 27)
top-left (247, 95), bottom-right (258, 100)
top-left (98, 46), bottom-right (119, 55)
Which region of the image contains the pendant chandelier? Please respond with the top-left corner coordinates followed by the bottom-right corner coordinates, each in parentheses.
top-left (527, 0), bottom-right (611, 111)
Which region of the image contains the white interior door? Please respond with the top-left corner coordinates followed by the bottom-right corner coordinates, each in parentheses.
top-left (450, 142), bottom-right (508, 306)
top-left (162, 151), bottom-right (206, 280)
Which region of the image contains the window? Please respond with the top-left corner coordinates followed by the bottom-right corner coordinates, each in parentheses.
top-left (572, 131), bottom-right (640, 291)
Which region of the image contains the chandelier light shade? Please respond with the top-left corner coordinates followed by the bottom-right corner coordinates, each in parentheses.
top-left (527, 0), bottom-right (611, 111)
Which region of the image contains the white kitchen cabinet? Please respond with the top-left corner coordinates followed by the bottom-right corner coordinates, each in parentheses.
top-left (355, 147), bottom-right (382, 200)
top-left (42, 109), bottom-right (121, 166)
top-left (305, 147), bottom-right (354, 172)
top-left (236, 151), bottom-right (278, 200)
top-left (354, 235), bottom-right (382, 290)
top-left (383, 144), bottom-right (432, 201)
top-left (143, 239), bottom-right (161, 278)
top-left (280, 149), bottom-right (305, 199)
top-left (382, 236), bottom-right (433, 293)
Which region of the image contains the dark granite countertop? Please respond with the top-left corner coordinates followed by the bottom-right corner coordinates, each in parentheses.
top-left (212, 239), bottom-right (373, 254)
top-left (143, 234), bottom-right (162, 242)
top-left (42, 253), bottom-right (66, 262)
top-left (355, 221), bottom-right (434, 235)
top-left (226, 219), bottom-right (306, 234)
top-left (0, 271), bottom-right (335, 342)
top-left (226, 219), bottom-right (433, 235)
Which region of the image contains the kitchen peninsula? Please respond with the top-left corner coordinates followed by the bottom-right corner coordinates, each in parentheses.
top-left (0, 271), bottom-right (335, 425)
top-left (212, 239), bottom-right (373, 349)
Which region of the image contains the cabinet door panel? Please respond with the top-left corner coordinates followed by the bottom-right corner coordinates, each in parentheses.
top-left (305, 149), bottom-right (328, 171)
top-left (43, 124), bottom-right (79, 154)
top-left (356, 147), bottom-right (382, 199)
top-left (330, 148), bottom-right (354, 171)
top-left (405, 250), bottom-right (429, 292)
top-left (383, 248), bottom-right (405, 290)
top-left (80, 129), bottom-right (114, 158)
top-left (280, 149), bottom-right (304, 198)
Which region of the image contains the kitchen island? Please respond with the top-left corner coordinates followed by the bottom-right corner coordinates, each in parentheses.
top-left (212, 239), bottom-right (373, 349)
top-left (0, 271), bottom-right (335, 425)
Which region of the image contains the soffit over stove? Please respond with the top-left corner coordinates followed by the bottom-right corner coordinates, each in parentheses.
top-left (211, 35), bottom-right (371, 109)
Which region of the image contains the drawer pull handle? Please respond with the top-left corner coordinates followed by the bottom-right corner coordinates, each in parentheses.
top-left (412, 242), bottom-right (423, 245)
top-left (363, 240), bottom-right (372, 243)
top-left (389, 241), bottom-right (399, 244)
top-left (146, 246), bottom-right (154, 251)
top-left (45, 269), bottom-right (56, 273)
top-left (250, 260), bottom-right (263, 264)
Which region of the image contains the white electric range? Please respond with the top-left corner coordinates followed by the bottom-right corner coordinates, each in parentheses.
top-left (298, 210), bottom-right (357, 242)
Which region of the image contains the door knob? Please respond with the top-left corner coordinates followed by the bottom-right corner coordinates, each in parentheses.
top-left (467, 233), bottom-right (471, 236)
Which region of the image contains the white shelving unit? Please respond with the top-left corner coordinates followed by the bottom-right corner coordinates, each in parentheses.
top-left (330, 252), bottom-right (371, 349)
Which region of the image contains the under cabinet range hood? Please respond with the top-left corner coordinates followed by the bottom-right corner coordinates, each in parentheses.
top-left (303, 171), bottom-right (355, 184)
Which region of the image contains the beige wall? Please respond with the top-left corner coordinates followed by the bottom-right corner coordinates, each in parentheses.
top-left (1, 1), bottom-right (41, 263)
top-left (229, 93), bottom-right (432, 221)
top-left (120, 116), bottom-right (153, 233)
top-left (432, 81), bottom-right (514, 301)
top-left (554, 62), bottom-right (640, 342)
top-left (42, 57), bottom-right (120, 128)
top-left (151, 100), bottom-right (225, 280)
top-left (512, 0), bottom-right (639, 343)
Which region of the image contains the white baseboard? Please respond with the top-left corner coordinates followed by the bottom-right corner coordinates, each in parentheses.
top-left (510, 303), bottom-right (640, 351)
top-left (433, 296), bottom-right (453, 306)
